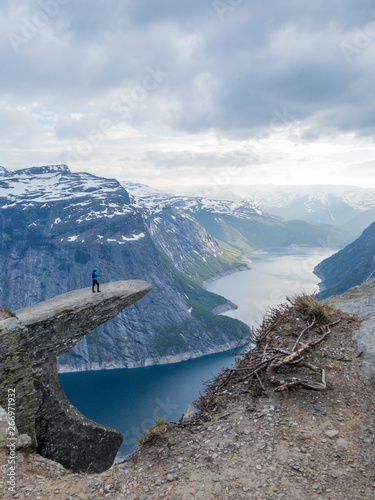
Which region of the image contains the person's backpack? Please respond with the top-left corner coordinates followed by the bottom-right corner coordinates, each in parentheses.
top-left (92, 271), bottom-right (96, 280)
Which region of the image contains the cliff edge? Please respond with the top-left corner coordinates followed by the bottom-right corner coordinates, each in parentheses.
top-left (0, 280), bottom-right (152, 473)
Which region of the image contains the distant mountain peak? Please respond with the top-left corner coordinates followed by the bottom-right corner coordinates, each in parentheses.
top-left (0, 164), bottom-right (129, 209)
top-left (13, 164), bottom-right (71, 176)
top-left (122, 180), bottom-right (265, 219)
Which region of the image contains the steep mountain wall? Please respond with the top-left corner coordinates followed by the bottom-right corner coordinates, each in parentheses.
top-left (315, 222), bottom-right (375, 298)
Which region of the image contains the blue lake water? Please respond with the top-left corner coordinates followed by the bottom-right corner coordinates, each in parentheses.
top-left (207, 246), bottom-right (336, 327)
top-left (59, 245), bottom-right (336, 459)
top-left (59, 347), bottom-right (237, 460)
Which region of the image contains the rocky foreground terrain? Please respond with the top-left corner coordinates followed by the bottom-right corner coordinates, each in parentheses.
top-left (1, 287), bottom-right (375, 500)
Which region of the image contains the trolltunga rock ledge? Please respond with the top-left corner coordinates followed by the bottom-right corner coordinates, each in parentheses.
top-left (2, 280), bottom-right (152, 473)
top-left (15, 280), bottom-right (153, 364)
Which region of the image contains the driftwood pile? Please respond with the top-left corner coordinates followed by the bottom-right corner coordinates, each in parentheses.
top-left (191, 297), bottom-right (342, 415)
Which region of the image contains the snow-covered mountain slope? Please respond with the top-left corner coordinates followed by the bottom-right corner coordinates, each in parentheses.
top-left (240, 185), bottom-right (375, 213)
top-left (176, 184), bottom-right (375, 227)
top-left (241, 185), bottom-right (375, 235)
top-left (0, 165), bottom-right (133, 219)
top-left (123, 181), bottom-right (351, 251)
top-left (122, 181), bottom-right (265, 220)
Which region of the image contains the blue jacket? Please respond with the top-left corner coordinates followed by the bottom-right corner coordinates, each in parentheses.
top-left (92, 269), bottom-right (102, 280)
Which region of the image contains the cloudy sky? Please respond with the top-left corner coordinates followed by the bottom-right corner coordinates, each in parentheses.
top-left (1, 0), bottom-right (375, 190)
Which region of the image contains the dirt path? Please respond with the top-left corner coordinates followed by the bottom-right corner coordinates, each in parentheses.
top-left (1, 302), bottom-right (374, 499)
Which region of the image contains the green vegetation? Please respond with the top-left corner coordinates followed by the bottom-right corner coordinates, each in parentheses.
top-left (183, 245), bottom-right (245, 285)
top-left (215, 230), bottom-right (255, 254)
top-left (152, 297), bottom-right (248, 356)
top-left (135, 417), bottom-right (167, 446)
top-left (157, 251), bottom-right (229, 310)
top-left (154, 329), bottom-right (187, 354)
top-left (316, 222), bottom-right (375, 298)
top-left (152, 250), bottom-right (249, 356)
top-left (292, 292), bottom-right (334, 323)
top-left (215, 239), bottom-right (250, 260)
top-left (188, 300), bottom-right (248, 341)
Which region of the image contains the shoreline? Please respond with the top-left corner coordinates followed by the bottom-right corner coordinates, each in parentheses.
top-left (201, 263), bottom-right (252, 288)
top-left (313, 264), bottom-right (326, 293)
top-left (57, 340), bottom-right (241, 374)
top-left (211, 300), bottom-right (238, 315)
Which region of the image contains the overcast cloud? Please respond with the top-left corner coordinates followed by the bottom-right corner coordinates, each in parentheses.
top-left (1, 0), bottom-right (375, 189)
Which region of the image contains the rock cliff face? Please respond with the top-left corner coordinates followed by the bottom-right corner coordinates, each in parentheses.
top-left (315, 222), bottom-right (375, 298)
top-left (325, 277), bottom-right (375, 374)
top-left (0, 281), bottom-right (152, 473)
top-left (0, 308), bottom-right (37, 444)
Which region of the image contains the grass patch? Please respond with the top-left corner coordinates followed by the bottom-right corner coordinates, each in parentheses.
top-left (184, 248), bottom-right (244, 285)
top-left (291, 293), bottom-right (334, 323)
top-left (135, 418), bottom-right (167, 446)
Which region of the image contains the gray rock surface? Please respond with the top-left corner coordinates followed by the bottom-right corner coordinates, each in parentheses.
top-left (1, 281), bottom-right (152, 473)
top-left (326, 277), bottom-right (375, 374)
top-left (0, 309), bottom-right (38, 444)
top-left (0, 406), bottom-right (10, 442)
top-left (0, 405), bottom-right (33, 452)
top-left (15, 280), bottom-right (153, 363)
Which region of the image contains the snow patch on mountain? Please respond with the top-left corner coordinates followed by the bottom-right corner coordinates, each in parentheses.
top-left (122, 181), bottom-right (266, 220)
top-left (0, 165), bottom-right (129, 208)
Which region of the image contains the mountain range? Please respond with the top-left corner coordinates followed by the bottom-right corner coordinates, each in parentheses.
top-left (175, 184), bottom-right (375, 237)
top-left (122, 181), bottom-right (351, 254)
top-left (0, 165), bottom-right (361, 372)
top-left (0, 165), bottom-right (253, 371)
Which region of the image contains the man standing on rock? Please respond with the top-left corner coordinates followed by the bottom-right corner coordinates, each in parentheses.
top-left (92, 268), bottom-right (102, 293)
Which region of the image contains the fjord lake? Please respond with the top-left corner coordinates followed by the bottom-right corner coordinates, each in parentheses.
top-left (59, 246), bottom-right (336, 459)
